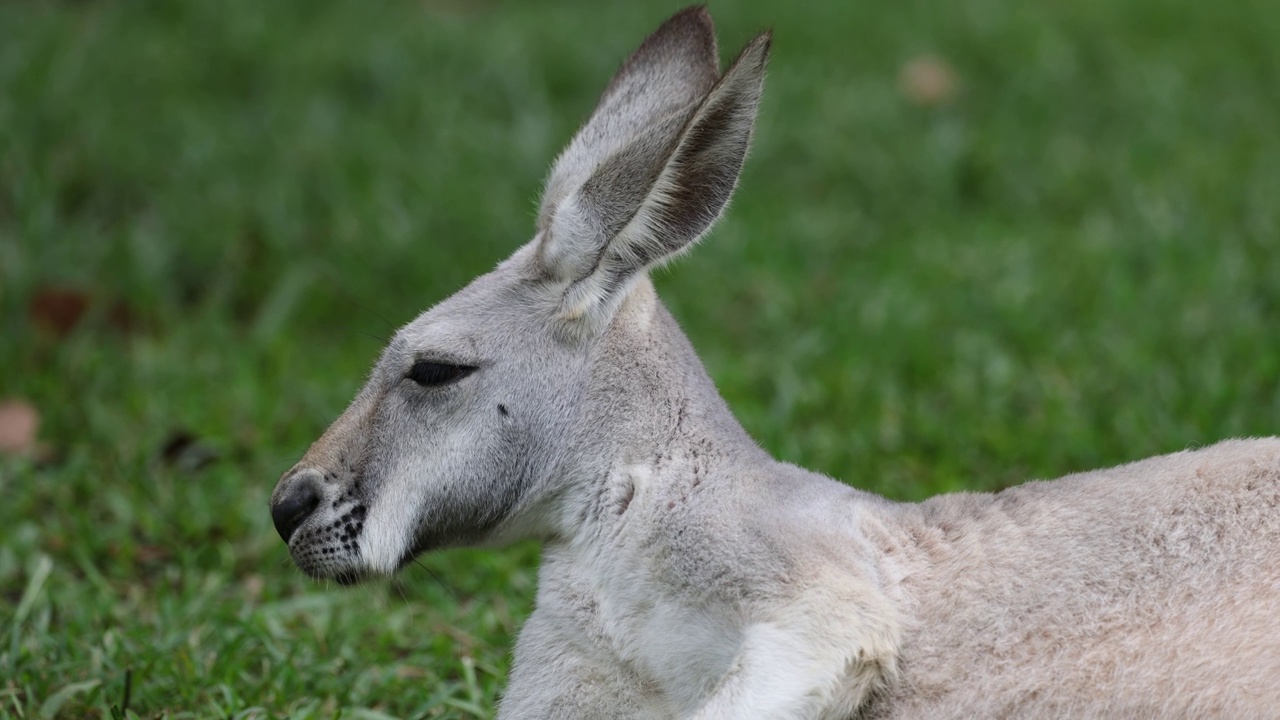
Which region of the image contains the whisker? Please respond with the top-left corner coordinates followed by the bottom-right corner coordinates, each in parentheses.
top-left (413, 558), bottom-right (464, 607)
top-left (266, 457), bottom-right (303, 470)
top-left (263, 445), bottom-right (319, 470)
top-left (339, 298), bottom-right (398, 333)
top-left (391, 578), bottom-right (416, 625)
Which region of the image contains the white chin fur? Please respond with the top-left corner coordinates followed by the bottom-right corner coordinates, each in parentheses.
top-left (359, 482), bottom-right (421, 575)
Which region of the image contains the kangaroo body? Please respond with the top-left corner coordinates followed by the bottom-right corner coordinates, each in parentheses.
top-left (270, 8), bottom-right (1280, 718)
top-left (502, 285), bottom-right (1280, 719)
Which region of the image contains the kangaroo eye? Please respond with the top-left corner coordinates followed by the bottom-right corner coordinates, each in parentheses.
top-left (406, 361), bottom-right (475, 387)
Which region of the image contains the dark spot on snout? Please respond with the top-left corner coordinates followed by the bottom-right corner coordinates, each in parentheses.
top-left (498, 404), bottom-right (509, 416)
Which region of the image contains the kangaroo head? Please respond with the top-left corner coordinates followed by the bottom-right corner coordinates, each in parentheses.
top-left (270, 7), bottom-right (770, 583)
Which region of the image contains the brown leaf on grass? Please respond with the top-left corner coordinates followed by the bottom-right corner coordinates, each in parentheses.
top-left (29, 287), bottom-right (91, 337)
top-left (135, 544), bottom-right (172, 565)
top-left (899, 55), bottom-right (960, 107)
top-left (0, 399), bottom-right (40, 455)
top-left (395, 665), bottom-right (431, 680)
top-left (243, 574), bottom-right (265, 602)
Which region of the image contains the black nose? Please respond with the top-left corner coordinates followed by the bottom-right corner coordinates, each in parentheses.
top-left (271, 474), bottom-right (321, 543)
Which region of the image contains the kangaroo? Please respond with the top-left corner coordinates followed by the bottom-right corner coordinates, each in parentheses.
top-left (270, 7), bottom-right (1280, 718)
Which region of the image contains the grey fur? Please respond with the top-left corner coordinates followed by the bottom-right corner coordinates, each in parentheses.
top-left (272, 8), bottom-right (1280, 718)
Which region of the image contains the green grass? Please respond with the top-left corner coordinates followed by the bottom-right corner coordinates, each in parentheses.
top-left (2, 0), bottom-right (1278, 716)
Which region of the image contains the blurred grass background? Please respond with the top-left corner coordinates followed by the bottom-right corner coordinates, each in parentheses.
top-left (2, 0), bottom-right (1277, 716)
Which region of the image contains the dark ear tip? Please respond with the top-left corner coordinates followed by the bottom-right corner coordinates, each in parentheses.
top-left (672, 5), bottom-right (713, 26)
top-left (725, 30), bottom-right (772, 75)
top-left (624, 5), bottom-right (719, 79)
top-left (752, 29), bottom-right (774, 56)
top-left (660, 5), bottom-right (716, 37)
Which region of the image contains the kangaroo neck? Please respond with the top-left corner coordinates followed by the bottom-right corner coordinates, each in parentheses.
top-left (550, 282), bottom-right (769, 539)
top-left (598, 283), bottom-right (763, 463)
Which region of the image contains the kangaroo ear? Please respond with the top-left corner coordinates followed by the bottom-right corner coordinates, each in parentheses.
top-left (537, 6), bottom-right (720, 237)
top-left (537, 25), bottom-right (771, 331)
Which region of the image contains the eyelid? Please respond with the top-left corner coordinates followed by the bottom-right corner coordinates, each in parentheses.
top-left (411, 353), bottom-right (482, 367)
top-left (405, 360), bottom-right (477, 388)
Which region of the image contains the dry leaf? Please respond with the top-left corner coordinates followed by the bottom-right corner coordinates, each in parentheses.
top-left (29, 287), bottom-right (91, 337)
top-left (395, 665), bottom-right (431, 680)
top-left (0, 399), bottom-right (40, 455)
top-left (160, 429), bottom-right (220, 472)
top-left (900, 55), bottom-right (960, 107)
top-left (243, 574), bottom-right (265, 602)
top-left (136, 544), bottom-right (173, 564)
